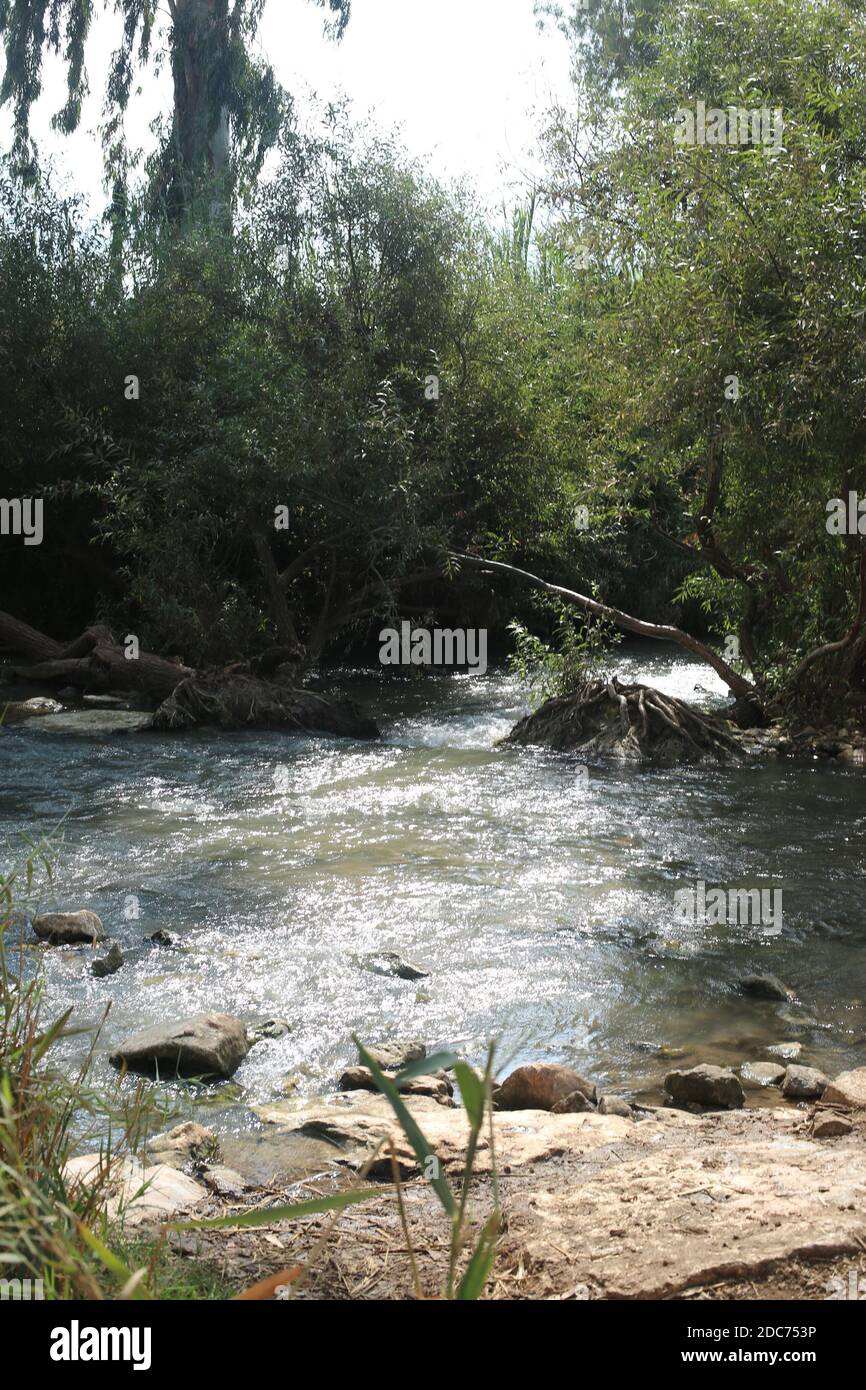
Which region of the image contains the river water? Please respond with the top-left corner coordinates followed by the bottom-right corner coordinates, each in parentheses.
top-left (2, 643), bottom-right (865, 1139)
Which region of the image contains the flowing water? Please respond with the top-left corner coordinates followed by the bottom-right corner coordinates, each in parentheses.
top-left (2, 642), bottom-right (866, 1147)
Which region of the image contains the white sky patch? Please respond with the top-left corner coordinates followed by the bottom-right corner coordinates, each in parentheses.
top-left (0, 0), bottom-right (572, 217)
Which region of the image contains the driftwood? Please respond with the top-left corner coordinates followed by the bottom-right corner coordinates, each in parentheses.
top-left (0, 611), bottom-right (380, 739)
top-left (506, 676), bottom-right (745, 765)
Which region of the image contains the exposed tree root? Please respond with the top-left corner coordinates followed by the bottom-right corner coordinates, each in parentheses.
top-left (506, 677), bottom-right (745, 765)
top-left (0, 611), bottom-right (380, 740)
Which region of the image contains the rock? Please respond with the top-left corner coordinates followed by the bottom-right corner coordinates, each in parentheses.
top-left (32, 910), bottom-right (105, 946)
top-left (355, 950), bottom-right (429, 981)
top-left (738, 973), bottom-right (791, 1002)
top-left (664, 1064), bottom-right (745, 1110)
top-left (149, 929), bottom-right (178, 947)
top-left (782, 1065), bottom-right (828, 1100)
top-left (21, 709), bottom-right (152, 735)
top-left (247, 1016), bottom-right (291, 1043)
top-left (839, 745), bottom-right (866, 767)
top-left (339, 1065), bottom-right (453, 1105)
top-left (91, 942), bottom-right (124, 978)
top-left (148, 1121), bottom-right (216, 1167)
top-left (494, 1063), bottom-right (597, 1112)
top-left (64, 1153), bottom-right (206, 1227)
top-left (598, 1095), bottom-right (634, 1119)
top-left (82, 693), bottom-right (128, 708)
top-left (767, 1041), bottom-right (802, 1061)
top-left (811, 1114), bottom-right (853, 1139)
top-left (109, 1012), bottom-right (250, 1080)
top-left (1, 697), bottom-right (62, 723)
top-left (551, 1088), bottom-right (596, 1114)
top-left (740, 1061), bottom-right (786, 1089)
top-left (200, 1165), bottom-right (248, 1198)
top-left (822, 1068), bottom-right (866, 1110)
top-left (359, 1040), bottom-right (426, 1072)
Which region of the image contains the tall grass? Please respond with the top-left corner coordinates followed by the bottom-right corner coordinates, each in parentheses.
top-left (0, 856), bottom-right (161, 1298)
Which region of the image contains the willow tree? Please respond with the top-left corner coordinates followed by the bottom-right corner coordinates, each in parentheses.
top-left (0, 0), bottom-right (351, 221)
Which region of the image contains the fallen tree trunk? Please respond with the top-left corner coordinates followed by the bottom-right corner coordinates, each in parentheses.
top-left (0, 611), bottom-right (380, 740)
top-left (450, 552), bottom-right (758, 705)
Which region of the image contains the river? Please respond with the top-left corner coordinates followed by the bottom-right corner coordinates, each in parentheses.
top-left (2, 642), bottom-right (865, 1145)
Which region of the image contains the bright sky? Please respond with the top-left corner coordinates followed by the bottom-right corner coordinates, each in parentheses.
top-left (0, 0), bottom-right (572, 217)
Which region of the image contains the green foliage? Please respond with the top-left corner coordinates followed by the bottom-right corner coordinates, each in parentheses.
top-left (509, 597), bottom-right (622, 702)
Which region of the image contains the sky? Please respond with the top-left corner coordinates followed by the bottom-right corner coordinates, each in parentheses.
top-left (0, 0), bottom-right (573, 217)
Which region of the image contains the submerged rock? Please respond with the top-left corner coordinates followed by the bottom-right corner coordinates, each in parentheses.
top-left (767, 1041), bottom-right (802, 1061)
top-left (110, 1012), bottom-right (250, 1080)
top-left (247, 1016), bottom-right (291, 1044)
top-left (1, 697), bottom-right (62, 723)
top-left (782, 1065), bottom-right (828, 1101)
top-left (494, 1063), bottom-right (597, 1112)
top-left (355, 951), bottom-right (430, 981)
top-left (91, 941), bottom-right (123, 978)
top-left (149, 929), bottom-right (178, 948)
top-left (740, 1061), bottom-right (786, 1089)
top-left (738, 973), bottom-right (791, 1002)
top-left (664, 1064), bottom-right (745, 1110)
top-left (33, 910), bottom-right (105, 946)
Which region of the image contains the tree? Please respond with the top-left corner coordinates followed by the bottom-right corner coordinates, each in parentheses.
top-left (533, 0), bottom-right (866, 717)
top-left (0, 0), bottom-right (351, 221)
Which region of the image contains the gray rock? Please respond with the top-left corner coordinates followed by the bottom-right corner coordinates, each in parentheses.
top-left (359, 1039), bottom-right (426, 1072)
top-left (91, 942), bottom-right (123, 978)
top-left (598, 1094), bottom-right (634, 1118)
top-left (738, 974), bottom-right (791, 1002)
top-left (1, 697), bottom-right (62, 723)
top-left (823, 1068), bottom-right (866, 1110)
top-left (782, 1065), bottom-right (828, 1100)
top-left (740, 1061), bottom-right (786, 1089)
top-left (109, 1012), bottom-right (250, 1080)
top-left (22, 710), bottom-right (152, 736)
top-left (356, 950), bottom-right (430, 981)
top-left (149, 929), bottom-right (178, 947)
top-left (201, 1165), bottom-right (248, 1198)
top-left (33, 910), bottom-right (105, 946)
top-left (494, 1063), bottom-right (597, 1112)
top-left (664, 1064), bottom-right (745, 1110)
top-left (767, 1041), bottom-right (802, 1061)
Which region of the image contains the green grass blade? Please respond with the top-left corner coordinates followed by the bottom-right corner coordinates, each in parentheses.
top-left (173, 1187), bottom-right (383, 1232)
top-left (355, 1036), bottom-right (456, 1217)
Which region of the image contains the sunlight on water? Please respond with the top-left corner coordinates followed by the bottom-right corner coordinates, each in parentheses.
top-left (1, 641), bottom-right (865, 1136)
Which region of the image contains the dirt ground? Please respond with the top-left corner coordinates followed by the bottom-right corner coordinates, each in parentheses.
top-left (158, 1098), bottom-right (866, 1301)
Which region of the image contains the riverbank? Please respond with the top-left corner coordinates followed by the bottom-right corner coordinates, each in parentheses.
top-left (89, 1076), bottom-right (866, 1301)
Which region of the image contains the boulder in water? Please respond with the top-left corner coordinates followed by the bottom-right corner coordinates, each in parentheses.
top-left (33, 910), bottom-right (105, 946)
top-left (782, 1065), bottom-right (828, 1100)
top-left (665, 1064), bottom-right (745, 1110)
top-left (92, 942), bottom-right (123, 977)
top-left (110, 1012), bottom-right (250, 1080)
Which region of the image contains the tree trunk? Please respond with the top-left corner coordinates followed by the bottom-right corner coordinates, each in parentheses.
top-left (0, 611), bottom-right (379, 739)
top-left (450, 553), bottom-right (757, 702)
